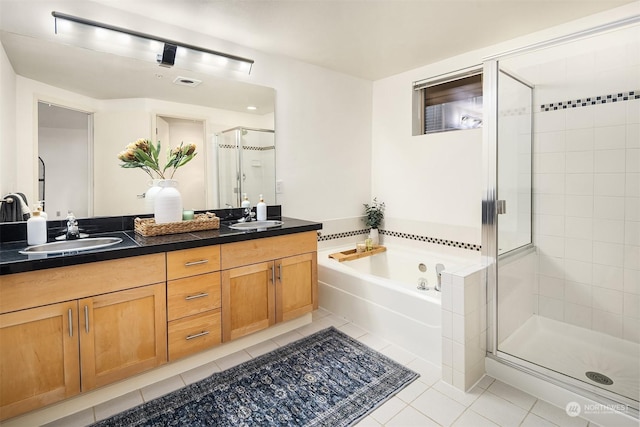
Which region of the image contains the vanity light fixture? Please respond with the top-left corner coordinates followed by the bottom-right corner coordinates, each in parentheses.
top-left (51, 11), bottom-right (254, 74)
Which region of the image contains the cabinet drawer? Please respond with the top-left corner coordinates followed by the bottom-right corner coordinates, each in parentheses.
top-left (0, 254), bottom-right (166, 314)
top-left (221, 232), bottom-right (317, 270)
top-left (167, 246), bottom-right (221, 280)
top-left (167, 273), bottom-right (221, 321)
top-left (168, 310), bottom-right (221, 361)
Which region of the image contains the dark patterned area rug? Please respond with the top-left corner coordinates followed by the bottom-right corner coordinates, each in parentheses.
top-left (92, 327), bottom-right (419, 426)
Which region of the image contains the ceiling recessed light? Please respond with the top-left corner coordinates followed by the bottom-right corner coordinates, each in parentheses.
top-left (173, 76), bottom-right (202, 87)
top-left (247, 106), bottom-right (257, 110)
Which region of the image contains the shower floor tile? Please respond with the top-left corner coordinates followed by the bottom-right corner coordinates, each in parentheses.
top-left (499, 315), bottom-right (639, 403)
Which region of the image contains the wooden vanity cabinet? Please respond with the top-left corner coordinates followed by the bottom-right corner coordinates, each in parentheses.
top-left (221, 232), bottom-right (318, 341)
top-left (166, 246), bottom-right (222, 361)
top-left (275, 252), bottom-right (317, 323)
top-left (0, 230), bottom-right (318, 420)
top-left (0, 254), bottom-right (166, 420)
top-left (79, 283), bottom-right (167, 391)
top-left (0, 301), bottom-right (80, 421)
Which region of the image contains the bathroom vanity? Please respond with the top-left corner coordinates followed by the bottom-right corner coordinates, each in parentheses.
top-left (0, 213), bottom-right (321, 420)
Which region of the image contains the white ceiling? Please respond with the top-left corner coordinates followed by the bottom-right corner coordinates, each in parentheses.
top-left (96, 0), bottom-right (636, 80)
top-left (0, 0), bottom-right (635, 111)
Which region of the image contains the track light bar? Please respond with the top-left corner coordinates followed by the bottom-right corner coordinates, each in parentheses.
top-left (52, 11), bottom-right (254, 74)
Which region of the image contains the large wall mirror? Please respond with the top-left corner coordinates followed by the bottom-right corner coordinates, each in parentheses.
top-left (1, 26), bottom-right (275, 221)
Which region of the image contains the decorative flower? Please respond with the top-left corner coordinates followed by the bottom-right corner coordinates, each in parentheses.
top-left (117, 139), bottom-right (197, 179)
top-left (363, 197), bottom-right (385, 229)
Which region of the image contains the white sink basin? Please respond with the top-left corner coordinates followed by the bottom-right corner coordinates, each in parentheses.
top-left (228, 220), bottom-right (284, 230)
top-left (19, 237), bottom-right (123, 254)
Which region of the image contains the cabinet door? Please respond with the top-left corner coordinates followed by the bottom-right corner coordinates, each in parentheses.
top-left (222, 261), bottom-right (275, 341)
top-left (79, 284), bottom-right (167, 391)
top-left (0, 301), bottom-right (80, 421)
top-left (275, 252), bottom-right (318, 323)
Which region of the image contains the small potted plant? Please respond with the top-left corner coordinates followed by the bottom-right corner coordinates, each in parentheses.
top-left (363, 197), bottom-right (385, 245)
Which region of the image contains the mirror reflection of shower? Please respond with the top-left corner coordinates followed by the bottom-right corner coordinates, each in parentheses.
top-left (217, 127), bottom-right (276, 208)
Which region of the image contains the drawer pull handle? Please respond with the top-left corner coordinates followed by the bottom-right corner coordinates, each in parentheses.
top-left (186, 331), bottom-right (209, 340)
top-left (184, 259), bottom-right (209, 267)
top-left (84, 305), bottom-right (89, 333)
top-left (68, 308), bottom-right (73, 337)
top-left (185, 292), bottom-right (209, 300)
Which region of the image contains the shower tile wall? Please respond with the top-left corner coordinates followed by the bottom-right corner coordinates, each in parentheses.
top-left (533, 97), bottom-right (639, 343)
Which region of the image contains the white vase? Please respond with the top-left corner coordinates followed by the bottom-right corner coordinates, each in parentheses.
top-left (144, 179), bottom-right (162, 214)
top-left (369, 228), bottom-right (379, 246)
top-left (154, 179), bottom-right (182, 224)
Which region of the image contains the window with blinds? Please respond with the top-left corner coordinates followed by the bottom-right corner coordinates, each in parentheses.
top-left (412, 68), bottom-right (483, 135)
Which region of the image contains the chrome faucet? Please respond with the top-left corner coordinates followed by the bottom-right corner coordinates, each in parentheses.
top-left (237, 207), bottom-right (255, 223)
top-left (435, 263), bottom-right (445, 291)
top-left (65, 212), bottom-right (80, 240)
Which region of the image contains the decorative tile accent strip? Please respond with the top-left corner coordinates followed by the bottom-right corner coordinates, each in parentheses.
top-left (218, 144), bottom-right (275, 151)
top-left (381, 229), bottom-right (481, 251)
top-left (317, 229), bottom-right (369, 242)
top-left (317, 228), bottom-right (481, 251)
top-left (539, 90), bottom-right (638, 112)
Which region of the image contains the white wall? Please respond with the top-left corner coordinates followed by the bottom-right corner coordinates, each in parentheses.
top-left (372, 79), bottom-right (483, 244)
top-left (0, 42), bottom-right (17, 198)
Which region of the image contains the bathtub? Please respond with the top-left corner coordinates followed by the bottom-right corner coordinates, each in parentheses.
top-left (318, 244), bottom-right (472, 365)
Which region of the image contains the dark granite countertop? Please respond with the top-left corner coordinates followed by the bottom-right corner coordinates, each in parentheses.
top-left (0, 215), bottom-right (322, 275)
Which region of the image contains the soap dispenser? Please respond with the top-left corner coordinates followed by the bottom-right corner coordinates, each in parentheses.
top-left (36, 201), bottom-right (48, 220)
top-left (27, 208), bottom-right (47, 245)
top-left (241, 193), bottom-right (251, 209)
top-left (256, 195), bottom-right (267, 221)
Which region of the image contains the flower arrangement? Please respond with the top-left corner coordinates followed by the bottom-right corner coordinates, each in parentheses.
top-left (363, 197), bottom-right (385, 229)
top-left (117, 139), bottom-right (197, 179)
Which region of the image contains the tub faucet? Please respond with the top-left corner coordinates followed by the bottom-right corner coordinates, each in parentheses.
top-left (435, 263), bottom-right (445, 291)
top-left (417, 277), bottom-right (429, 291)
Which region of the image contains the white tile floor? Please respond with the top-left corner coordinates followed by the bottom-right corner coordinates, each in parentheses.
top-left (36, 308), bottom-right (598, 427)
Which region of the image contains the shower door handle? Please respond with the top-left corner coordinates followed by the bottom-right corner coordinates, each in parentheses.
top-left (496, 200), bottom-right (507, 215)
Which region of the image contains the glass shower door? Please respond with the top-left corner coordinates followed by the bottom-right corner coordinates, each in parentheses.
top-left (496, 70), bottom-right (533, 255)
top-left (490, 21), bottom-right (640, 414)
top-left (494, 67), bottom-right (536, 356)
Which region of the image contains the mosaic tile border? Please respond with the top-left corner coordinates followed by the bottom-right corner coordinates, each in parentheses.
top-left (539, 90), bottom-right (638, 112)
top-left (318, 228), bottom-right (481, 251)
top-left (317, 229), bottom-right (369, 242)
top-left (381, 230), bottom-right (481, 251)
top-left (218, 144), bottom-right (275, 151)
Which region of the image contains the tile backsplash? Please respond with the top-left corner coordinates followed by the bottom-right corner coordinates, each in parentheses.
top-left (533, 95), bottom-right (639, 343)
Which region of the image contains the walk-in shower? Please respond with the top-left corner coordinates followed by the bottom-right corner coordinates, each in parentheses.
top-left (217, 127), bottom-right (276, 208)
top-left (484, 19), bottom-right (639, 419)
